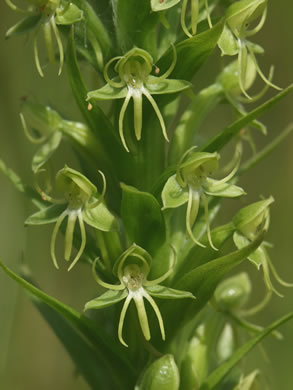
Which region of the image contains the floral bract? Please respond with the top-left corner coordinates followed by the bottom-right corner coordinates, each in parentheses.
top-left (85, 243), bottom-right (195, 347)
top-left (25, 166), bottom-right (118, 270)
top-left (162, 147), bottom-right (245, 248)
top-left (87, 47), bottom-right (191, 152)
top-left (5, 0), bottom-right (83, 76)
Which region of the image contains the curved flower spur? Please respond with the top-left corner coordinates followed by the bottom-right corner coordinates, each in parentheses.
top-left (218, 0), bottom-right (281, 99)
top-left (233, 197), bottom-right (293, 297)
top-left (162, 147), bottom-right (245, 249)
top-left (151, 0), bottom-right (212, 37)
top-left (87, 47), bottom-right (191, 152)
top-left (5, 0), bottom-right (83, 77)
top-left (84, 244), bottom-right (195, 347)
top-left (25, 166), bottom-right (118, 271)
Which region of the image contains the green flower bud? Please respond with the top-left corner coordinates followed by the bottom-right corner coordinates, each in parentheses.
top-left (233, 196), bottom-right (274, 240)
top-left (180, 325), bottom-right (208, 390)
top-left (215, 273), bottom-right (251, 311)
top-left (139, 355), bottom-right (180, 390)
top-left (234, 370), bottom-right (260, 390)
top-left (226, 0), bottom-right (267, 39)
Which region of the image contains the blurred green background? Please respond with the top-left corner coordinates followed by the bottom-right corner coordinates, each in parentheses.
top-left (0, 2), bottom-right (292, 389)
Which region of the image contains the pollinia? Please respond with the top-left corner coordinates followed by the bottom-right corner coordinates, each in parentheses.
top-left (1, 0), bottom-right (293, 389)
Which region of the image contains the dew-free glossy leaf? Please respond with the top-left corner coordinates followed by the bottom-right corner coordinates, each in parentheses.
top-left (32, 131), bottom-right (62, 173)
top-left (147, 285), bottom-right (195, 300)
top-left (121, 183), bottom-right (166, 255)
top-left (85, 289), bottom-right (127, 310)
top-left (199, 312), bottom-right (293, 390)
top-left (5, 14), bottom-right (41, 39)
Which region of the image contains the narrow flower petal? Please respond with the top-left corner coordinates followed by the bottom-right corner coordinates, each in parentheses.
top-left (186, 187), bottom-right (205, 247)
top-left (133, 289), bottom-right (151, 341)
top-left (143, 290), bottom-right (165, 340)
top-left (118, 293), bottom-right (133, 347)
top-left (50, 209), bottom-right (68, 269)
top-left (67, 211), bottom-right (86, 271)
top-left (64, 210), bottom-right (78, 261)
top-left (119, 89), bottom-right (133, 152)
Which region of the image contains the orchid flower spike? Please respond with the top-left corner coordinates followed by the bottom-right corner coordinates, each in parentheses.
top-left (5, 0), bottom-right (83, 77)
top-left (84, 243), bottom-right (194, 347)
top-left (162, 147), bottom-right (245, 249)
top-left (218, 0), bottom-right (281, 98)
top-left (151, 0), bottom-right (212, 37)
top-left (233, 197), bottom-right (293, 296)
top-left (25, 166), bottom-right (118, 271)
top-left (87, 47), bottom-right (191, 152)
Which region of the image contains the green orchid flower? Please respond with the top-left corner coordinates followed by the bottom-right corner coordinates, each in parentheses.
top-left (218, 0), bottom-right (280, 98)
top-left (25, 166), bottom-right (118, 271)
top-left (151, 0), bottom-right (212, 37)
top-left (20, 100), bottom-right (92, 173)
top-left (5, 0), bottom-right (83, 76)
top-left (84, 243), bottom-right (195, 347)
top-left (162, 147), bottom-right (245, 249)
top-left (87, 47), bottom-right (191, 152)
top-left (233, 197), bottom-right (293, 296)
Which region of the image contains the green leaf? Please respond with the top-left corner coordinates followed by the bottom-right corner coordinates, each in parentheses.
top-left (161, 174), bottom-right (189, 209)
top-left (158, 21), bottom-right (224, 82)
top-left (112, 0), bottom-right (158, 54)
top-left (199, 312), bottom-right (293, 390)
top-left (25, 204), bottom-right (66, 226)
top-left (32, 132), bottom-right (62, 173)
top-left (147, 285), bottom-right (195, 300)
top-left (201, 85), bottom-right (293, 153)
top-left (146, 78), bottom-right (192, 95)
top-left (55, 3), bottom-right (84, 25)
top-left (85, 289), bottom-right (127, 310)
top-left (164, 232), bottom-right (265, 341)
top-left (121, 183), bottom-right (166, 255)
top-left (83, 203), bottom-right (119, 232)
top-left (5, 14), bottom-right (41, 39)
top-left (22, 269), bottom-right (115, 389)
top-left (0, 260), bottom-right (135, 388)
top-left (87, 84), bottom-right (128, 101)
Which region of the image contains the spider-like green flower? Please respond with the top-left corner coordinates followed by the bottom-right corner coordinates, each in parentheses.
top-left (233, 197), bottom-right (293, 296)
top-left (162, 147), bottom-right (245, 249)
top-left (5, 0), bottom-right (83, 76)
top-left (25, 166), bottom-right (118, 271)
top-left (87, 47), bottom-right (191, 152)
top-left (84, 244), bottom-right (194, 347)
top-left (151, 0), bottom-right (212, 37)
top-left (218, 0), bottom-right (280, 98)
